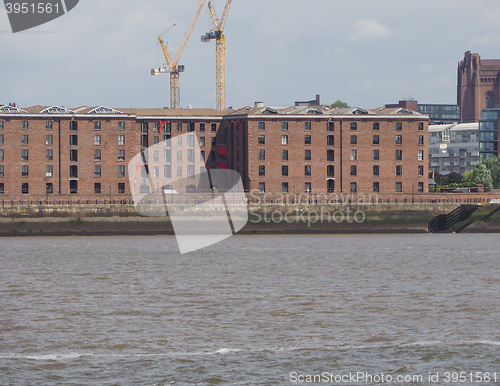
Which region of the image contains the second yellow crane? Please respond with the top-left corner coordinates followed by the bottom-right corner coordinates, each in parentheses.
top-left (151, 0), bottom-right (207, 109)
top-left (201, 0), bottom-right (232, 112)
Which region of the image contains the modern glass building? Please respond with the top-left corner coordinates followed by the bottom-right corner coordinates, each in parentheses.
top-left (479, 108), bottom-right (500, 161)
top-left (418, 104), bottom-right (460, 124)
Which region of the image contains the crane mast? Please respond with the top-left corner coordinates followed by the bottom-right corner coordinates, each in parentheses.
top-left (201, 0), bottom-right (232, 111)
top-left (151, 0), bottom-right (207, 109)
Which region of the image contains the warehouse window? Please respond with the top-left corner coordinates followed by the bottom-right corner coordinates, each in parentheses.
top-left (418, 165), bottom-right (424, 176)
top-left (282, 122), bottom-right (288, 131)
top-left (305, 122), bottom-right (311, 130)
top-left (373, 165), bottom-right (379, 176)
top-left (373, 149), bottom-right (379, 161)
top-left (418, 182), bottom-right (424, 192)
top-left (70, 121), bottom-right (78, 131)
top-left (22, 121), bottom-right (28, 130)
top-left (258, 135), bottom-right (265, 145)
top-left (22, 165), bottom-right (28, 177)
top-left (94, 149), bottom-right (101, 161)
top-left (396, 135), bottom-right (402, 145)
top-left (164, 149), bottom-right (171, 163)
top-left (373, 122), bottom-right (379, 131)
top-left (350, 122), bottom-right (357, 131)
top-left (305, 135), bottom-right (311, 145)
top-left (70, 135), bottom-right (78, 146)
top-left (282, 165), bottom-right (288, 176)
top-left (396, 149), bottom-right (402, 161)
top-left (46, 165), bottom-right (53, 177)
top-left (118, 121), bottom-right (125, 131)
top-left (199, 123), bottom-right (205, 132)
top-left (70, 165), bottom-right (78, 178)
top-left (327, 165), bottom-right (335, 177)
top-left (350, 150), bottom-right (357, 161)
top-left (22, 134), bottom-right (28, 145)
top-left (118, 135), bottom-right (125, 146)
top-left (305, 149), bottom-right (311, 161)
top-left (164, 165), bottom-right (171, 178)
top-left (46, 121), bottom-right (53, 129)
top-left (418, 150), bottom-right (424, 161)
top-left (118, 149), bottom-right (125, 161)
top-left (396, 165), bottom-right (402, 176)
top-left (177, 123), bottom-right (182, 132)
top-left (396, 182), bottom-right (403, 192)
top-left (282, 182), bottom-right (288, 193)
top-left (396, 122), bottom-right (402, 131)
top-left (0, 149), bottom-right (3, 161)
top-left (350, 165), bottom-right (357, 176)
top-left (0, 165), bottom-right (4, 177)
top-left (94, 183), bottom-right (101, 193)
top-left (259, 182), bottom-right (265, 193)
top-left (70, 180), bottom-right (78, 194)
top-left (304, 165), bottom-right (311, 176)
top-left (21, 149), bottom-right (28, 161)
top-left (118, 183), bottom-right (125, 193)
top-left (373, 135), bottom-right (379, 145)
top-left (350, 135), bottom-right (357, 145)
top-left (418, 122), bottom-right (424, 130)
top-left (281, 135), bottom-right (288, 145)
top-left (46, 183), bottom-right (53, 194)
top-left (94, 165), bottom-right (101, 177)
top-left (259, 149), bottom-right (265, 161)
top-left (327, 150), bottom-right (334, 161)
top-left (327, 122), bottom-right (334, 131)
top-left (327, 135), bottom-right (334, 146)
top-left (259, 165), bottom-right (265, 176)
top-left (70, 149), bottom-right (78, 162)
top-left (22, 182), bottom-right (29, 194)
top-left (94, 121), bottom-right (101, 130)
top-left (305, 182), bottom-right (311, 193)
top-left (350, 182), bottom-right (357, 193)
top-left (259, 122), bottom-right (265, 130)
top-left (373, 182), bottom-right (379, 193)
top-left (418, 135), bottom-right (424, 145)
top-left (46, 134), bottom-right (53, 145)
top-left (118, 165), bottom-right (126, 177)
top-left (46, 149), bottom-right (53, 161)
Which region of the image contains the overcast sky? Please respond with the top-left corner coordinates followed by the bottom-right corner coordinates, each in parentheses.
top-left (2, 0), bottom-right (500, 110)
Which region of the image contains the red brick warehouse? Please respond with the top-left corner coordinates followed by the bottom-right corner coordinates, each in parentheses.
top-left (0, 103), bottom-right (428, 200)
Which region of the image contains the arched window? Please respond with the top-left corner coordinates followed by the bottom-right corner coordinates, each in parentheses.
top-left (486, 92), bottom-right (495, 108)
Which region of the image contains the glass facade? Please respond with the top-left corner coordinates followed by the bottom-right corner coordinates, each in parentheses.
top-left (418, 104), bottom-right (460, 123)
top-left (479, 108), bottom-right (499, 161)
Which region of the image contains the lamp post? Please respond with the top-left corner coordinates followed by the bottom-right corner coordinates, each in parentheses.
top-left (109, 185), bottom-right (112, 203)
top-left (412, 184), bottom-right (415, 204)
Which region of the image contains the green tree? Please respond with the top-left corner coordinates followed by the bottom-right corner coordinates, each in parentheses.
top-left (472, 163), bottom-right (493, 188)
top-left (463, 170), bottom-right (474, 182)
top-left (329, 100), bottom-right (349, 108)
top-left (445, 172), bottom-right (464, 184)
top-left (482, 156), bottom-right (500, 187)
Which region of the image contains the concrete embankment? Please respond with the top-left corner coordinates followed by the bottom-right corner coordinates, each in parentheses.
top-left (0, 202), bottom-right (499, 236)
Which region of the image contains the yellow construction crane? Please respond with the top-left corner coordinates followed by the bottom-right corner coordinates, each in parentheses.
top-left (201, 0), bottom-right (232, 111)
top-left (151, 0), bottom-right (207, 109)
